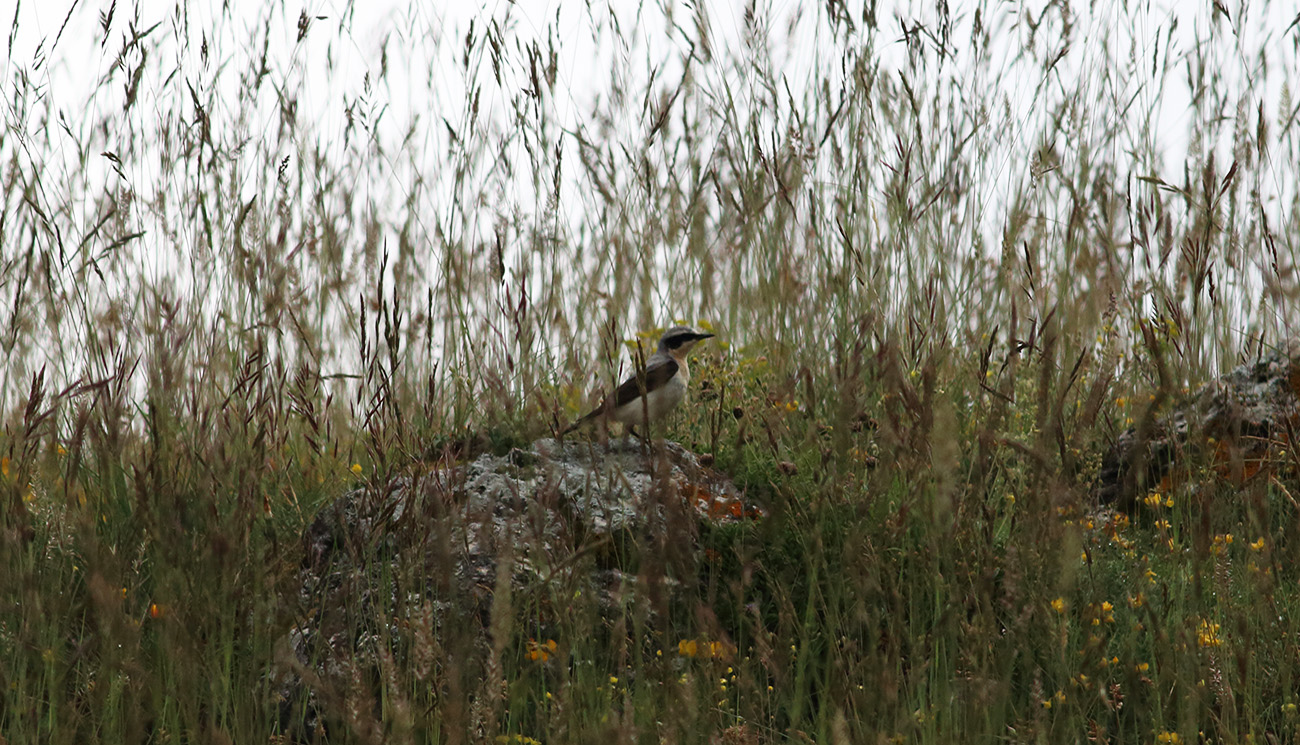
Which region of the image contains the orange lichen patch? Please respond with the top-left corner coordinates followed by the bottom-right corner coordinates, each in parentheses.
top-left (1208, 431), bottom-right (1285, 484)
top-left (525, 638), bottom-right (558, 661)
top-left (1275, 426), bottom-right (1293, 450)
top-left (1156, 473), bottom-right (1176, 495)
top-left (682, 481), bottom-right (760, 521)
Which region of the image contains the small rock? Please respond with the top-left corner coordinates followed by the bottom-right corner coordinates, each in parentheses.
top-left (1095, 349), bottom-right (1300, 507)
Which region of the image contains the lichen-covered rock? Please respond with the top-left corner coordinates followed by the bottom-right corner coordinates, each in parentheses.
top-left (280, 438), bottom-right (758, 738)
top-left (1095, 350), bottom-right (1300, 507)
top-left (302, 437), bottom-right (754, 581)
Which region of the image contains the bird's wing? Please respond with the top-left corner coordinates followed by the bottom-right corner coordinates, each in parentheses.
top-left (563, 358), bottom-right (680, 433)
top-left (608, 357), bottom-right (679, 409)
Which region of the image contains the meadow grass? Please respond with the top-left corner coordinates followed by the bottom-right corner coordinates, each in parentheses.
top-left (1, 0), bottom-right (1298, 742)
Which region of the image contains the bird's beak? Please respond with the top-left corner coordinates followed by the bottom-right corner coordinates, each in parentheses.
top-left (695, 332), bottom-right (715, 340)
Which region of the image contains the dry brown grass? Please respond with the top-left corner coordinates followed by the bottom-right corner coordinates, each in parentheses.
top-left (1, 0), bottom-right (1298, 742)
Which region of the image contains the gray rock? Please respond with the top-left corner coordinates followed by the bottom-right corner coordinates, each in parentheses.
top-left (279, 437), bottom-right (758, 738)
top-left (1095, 350), bottom-right (1299, 506)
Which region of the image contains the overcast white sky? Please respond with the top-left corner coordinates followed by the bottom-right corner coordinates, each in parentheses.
top-left (6, 0), bottom-right (1297, 349)
top-left (11, 0), bottom-right (1295, 216)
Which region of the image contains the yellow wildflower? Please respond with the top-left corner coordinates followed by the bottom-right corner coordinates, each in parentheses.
top-left (1196, 619), bottom-right (1222, 648)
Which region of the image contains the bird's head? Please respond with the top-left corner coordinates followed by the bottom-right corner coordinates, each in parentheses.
top-left (658, 325), bottom-right (715, 357)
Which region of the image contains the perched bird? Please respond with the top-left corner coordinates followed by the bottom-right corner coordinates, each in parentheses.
top-left (564, 325), bottom-right (715, 437)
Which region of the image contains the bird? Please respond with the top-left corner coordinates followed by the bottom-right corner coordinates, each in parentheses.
top-left (563, 325), bottom-right (715, 437)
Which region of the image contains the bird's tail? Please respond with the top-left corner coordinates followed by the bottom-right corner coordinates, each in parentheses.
top-left (561, 408), bottom-right (600, 435)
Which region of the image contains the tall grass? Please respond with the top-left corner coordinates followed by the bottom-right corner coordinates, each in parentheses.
top-left (2, 0), bottom-right (1298, 741)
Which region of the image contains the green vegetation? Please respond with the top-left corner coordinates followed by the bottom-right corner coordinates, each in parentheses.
top-left (2, 1), bottom-right (1298, 742)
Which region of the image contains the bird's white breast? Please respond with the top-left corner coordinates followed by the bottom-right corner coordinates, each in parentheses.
top-left (610, 361), bottom-right (689, 428)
